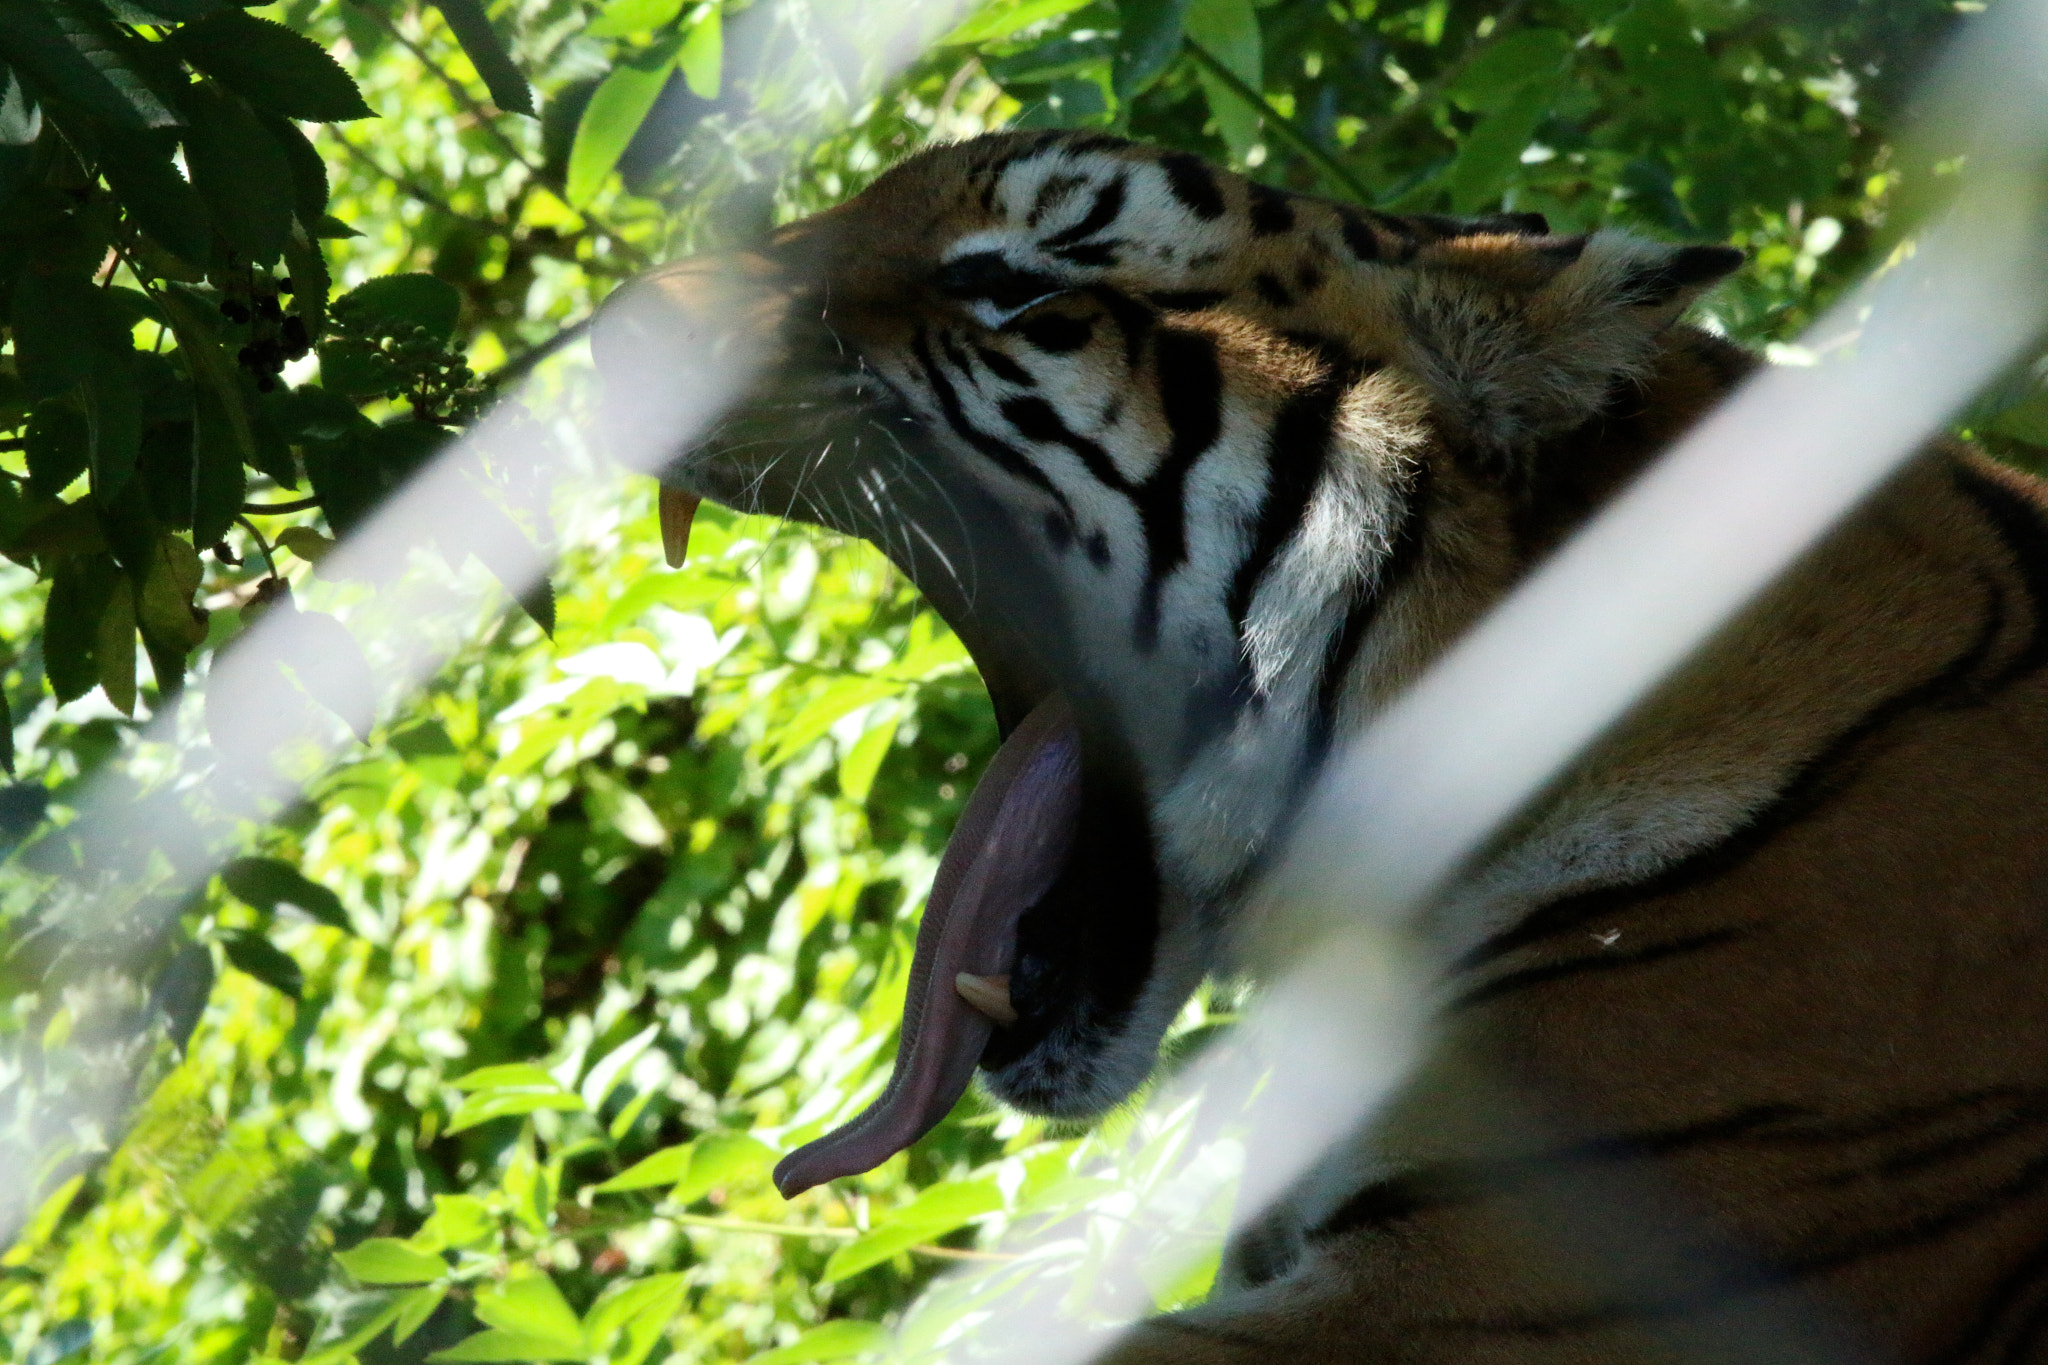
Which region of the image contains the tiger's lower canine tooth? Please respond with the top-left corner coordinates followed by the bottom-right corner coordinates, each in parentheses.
top-left (658, 484), bottom-right (701, 568)
top-left (955, 972), bottom-right (1017, 1026)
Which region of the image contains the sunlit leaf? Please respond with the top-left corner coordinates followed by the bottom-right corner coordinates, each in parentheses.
top-left (583, 1273), bottom-right (688, 1365)
top-left (221, 856), bottom-right (351, 932)
top-left (391, 1284), bottom-right (448, 1346)
top-left (821, 1178), bottom-right (1000, 1282)
top-left (763, 677), bottom-right (903, 769)
top-left (336, 1238), bottom-right (449, 1286)
top-left (837, 709), bottom-right (898, 804)
top-left (672, 1132), bottom-right (775, 1204)
top-left (93, 581), bottom-right (135, 714)
top-left (745, 1320), bottom-right (890, 1364)
top-left (433, 0), bottom-right (534, 115)
top-left (217, 928), bottom-right (305, 999)
top-left (580, 1021), bottom-right (663, 1111)
top-left (588, 0), bottom-right (685, 39)
top-left (451, 1062), bottom-right (562, 1091)
top-left (565, 54), bottom-right (673, 205)
top-left (1185, 0), bottom-right (1260, 161)
top-left (594, 1142), bottom-right (694, 1193)
top-left (469, 1274), bottom-right (583, 1351)
top-left (941, 0), bottom-right (1093, 46)
top-left (677, 4), bottom-right (721, 100)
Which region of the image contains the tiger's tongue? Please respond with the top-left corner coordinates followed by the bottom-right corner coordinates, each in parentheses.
top-left (773, 696), bottom-right (1081, 1197)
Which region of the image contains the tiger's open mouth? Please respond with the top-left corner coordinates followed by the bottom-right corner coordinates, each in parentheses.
top-left (606, 256), bottom-right (1172, 1197)
top-left (772, 693), bottom-right (1083, 1195)
top-left (655, 485), bottom-right (1155, 1198)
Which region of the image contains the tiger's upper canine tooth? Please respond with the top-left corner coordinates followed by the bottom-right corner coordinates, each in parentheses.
top-left (955, 972), bottom-right (1017, 1026)
top-left (659, 484), bottom-right (701, 568)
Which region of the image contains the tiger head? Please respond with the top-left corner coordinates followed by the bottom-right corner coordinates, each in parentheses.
top-left (593, 130), bottom-right (1743, 1194)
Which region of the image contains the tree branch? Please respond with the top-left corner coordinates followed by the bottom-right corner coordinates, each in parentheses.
top-left (1183, 39), bottom-right (1376, 205)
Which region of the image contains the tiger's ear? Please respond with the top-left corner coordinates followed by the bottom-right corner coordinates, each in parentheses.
top-left (1395, 232), bottom-right (1743, 458)
top-left (1609, 242), bottom-right (1746, 326)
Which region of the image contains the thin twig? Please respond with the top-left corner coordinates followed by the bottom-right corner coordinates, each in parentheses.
top-left (243, 496), bottom-right (323, 515)
top-left (1182, 40), bottom-right (1376, 205)
top-left (484, 318), bottom-right (591, 391)
top-left (235, 515), bottom-right (280, 578)
top-left (348, 0), bottom-right (540, 176)
top-left (328, 131), bottom-right (508, 233)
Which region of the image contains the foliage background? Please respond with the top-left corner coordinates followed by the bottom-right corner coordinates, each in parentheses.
top-left (2, 0), bottom-right (2039, 1359)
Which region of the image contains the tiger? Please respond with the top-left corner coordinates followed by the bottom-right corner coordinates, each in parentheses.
top-left (591, 129), bottom-right (2048, 1362)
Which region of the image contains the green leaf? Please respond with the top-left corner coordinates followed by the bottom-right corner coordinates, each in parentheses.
top-left (587, 0), bottom-right (685, 39)
top-left (1610, 0), bottom-right (1728, 129)
top-left (1448, 28), bottom-right (1573, 112)
top-left (277, 607), bottom-right (379, 741)
top-left (335, 273), bottom-right (461, 342)
top-left (179, 84), bottom-right (294, 265)
top-left (0, 0), bottom-right (177, 128)
top-left (94, 579), bottom-right (135, 714)
top-left (158, 286), bottom-right (256, 546)
top-left (1112, 0), bottom-right (1190, 99)
top-left (82, 361), bottom-right (140, 500)
top-left (391, 1285), bottom-right (448, 1346)
top-left (581, 1273), bottom-right (687, 1365)
top-left (11, 272), bottom-right (131, 401)
top-left (580, 1020), bottom-right (662, 1111)
top-left (220, 856), bottom-right (351, 932)
top-left (414, 1193), bottom-right (496, 1251)
top-left (44, 551), bottom-right (120, 704)
top-left (218, 927), bottom-right (304, 999)
top-left (940, 0), bottom-right (1093, 46)
top-left (257, 112), bottom-right (331, 226)
top-left (169, 12), bottom-right (373, 122)
top-left (763, 677), bottom-right (903, 769)
top-left (672, 1132), bottom-right (775, 1204)
top-left (431, 0), bottom-right (534, 116)
top-left (471, 1274), bottom-right (583, 1350)
top-left (135, 531), bottom-right (205, 692)
top-left (90, 131), bottom-right (211, 266)
top-left (593, 1142), bottom-right (694, 1194)
top-left (566, 55), bottom-right (674, 206)
top-left (1992, 391), bottom-right (2048, 445)
top-left (837, 709), bottom-right (897, 804)
top-left (677, 6), bottom-right (721, 100)
top-left (1445, 76), bottom-right (1555, 212)
top-left (1185, 0), bottom-right (1260, 161)
top-left (745, 1320), bottom-right (890, 1364)
top-left (282, 222), bottom-right (332, 342)
top-left (428, 1330), bottom-right (585, 1363)
top-left (26, 398), bottom-right (88, 500)
top-left (445, 1064), bottom-right (585, 1133)
top-left (335, 1238), bottom-right (450, 1286)
top-left (446, 1089), bottom-right (585, 1131)
top-left (820, 1178), bottom-right (1001, 1283)
top-left (450, 1062), bottom-right (562, 1091)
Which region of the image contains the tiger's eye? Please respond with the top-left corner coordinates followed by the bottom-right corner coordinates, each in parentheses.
top-left (935, 252), bottom-right (1067, 313)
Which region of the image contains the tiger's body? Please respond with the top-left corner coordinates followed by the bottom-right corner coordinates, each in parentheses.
top-left (594, 130), bottom-right (2048, 1361)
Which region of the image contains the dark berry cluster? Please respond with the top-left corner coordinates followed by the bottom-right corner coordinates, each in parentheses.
top-left (220, 273), bottom-right (312, 393)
